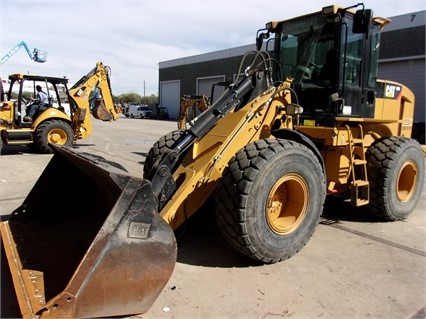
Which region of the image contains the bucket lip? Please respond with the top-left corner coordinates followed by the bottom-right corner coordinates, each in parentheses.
top-left (51, 145), bottom-right (134, 178)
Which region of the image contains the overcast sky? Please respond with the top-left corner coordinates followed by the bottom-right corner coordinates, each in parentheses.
top-left (1, 0), bottom-right (425, 96)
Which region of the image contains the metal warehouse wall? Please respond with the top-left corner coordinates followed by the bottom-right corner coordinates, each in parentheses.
top-left (378, 59), bottom-right (425, 123)
top-left (159, 56), bottom-right (242, 95)
top-left (378, 20), bottom-right (425, 124)
top-left (159, 56), bottom-right (243, 118)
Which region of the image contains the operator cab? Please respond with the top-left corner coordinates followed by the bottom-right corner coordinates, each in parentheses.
top-left (259, 4), bottom-right (388, 127)
top-left (5, 74), bottom-right (71, 126)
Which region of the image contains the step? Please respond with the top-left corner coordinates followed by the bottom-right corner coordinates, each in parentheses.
top-left (350, 181), bottom-right (369, 206)
top-left (353, 159), bottom-right (367, 165)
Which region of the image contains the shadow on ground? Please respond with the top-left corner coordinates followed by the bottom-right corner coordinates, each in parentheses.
top-left (1, 144), bottom-right (36, 155)
top-left (176, 196), bottom-right (384, 269)
top-left (321, 196), bottom-right (383, 223)
top-left (175, 203), bottom-right (259, 268)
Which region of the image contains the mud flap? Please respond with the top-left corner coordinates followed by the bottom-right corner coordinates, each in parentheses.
top-left (0, 145), bottom-right (177, 319)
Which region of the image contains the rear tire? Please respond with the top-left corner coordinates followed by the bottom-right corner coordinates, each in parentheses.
top-left (215, 139), bottom-right (326, 263)
top-left (35, 119), bottom-right (74, 154)
top-left (366, 136), bottom-right (424, 221)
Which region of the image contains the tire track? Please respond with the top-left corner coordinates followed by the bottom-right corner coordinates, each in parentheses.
top-left (321, 219), bottom-right (426, 257)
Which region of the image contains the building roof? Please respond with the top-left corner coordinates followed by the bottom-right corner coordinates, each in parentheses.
top-left (382, 10), bottom-right (425, 31)
top-left (159, 45), bottom-right (255, 69)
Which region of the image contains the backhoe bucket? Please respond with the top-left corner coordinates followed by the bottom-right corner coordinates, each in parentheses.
top-left (0, 145), bottom-right (177, 319)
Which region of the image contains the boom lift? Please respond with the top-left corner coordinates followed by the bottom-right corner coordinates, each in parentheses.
top-left (0, 41), bottom-right (47, 65)
top-left (0, 4), bottom-right (424, 319)
top-left (0, 62), bottom-right (118, 153)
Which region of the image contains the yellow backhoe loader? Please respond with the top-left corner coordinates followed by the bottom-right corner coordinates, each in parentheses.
top-left (1, 4), bottom-right (424, 318)
top-left (178, 94), bottom-right (210, 129)
top-left (0, 62), bottom-right (118, 153)
top-left (178, 82), bottom-right (232, 129)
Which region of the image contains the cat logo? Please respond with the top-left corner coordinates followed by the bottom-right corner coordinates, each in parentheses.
top-left (385, 84), bottom-right (402, 99)
top-left (401, 118), bottom-right (412, 126)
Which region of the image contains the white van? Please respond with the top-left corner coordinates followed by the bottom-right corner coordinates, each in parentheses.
top-left (128, 104), bottom-right (153, 118)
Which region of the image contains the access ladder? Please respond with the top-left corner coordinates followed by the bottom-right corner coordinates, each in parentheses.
top-left (346, 124), bottom-right (369, 206)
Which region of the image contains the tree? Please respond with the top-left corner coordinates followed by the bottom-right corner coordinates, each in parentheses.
top-left (115, 92), bottom-right (159, 106)
top-left (116, 92), bottom-right (143, 104)
top-left (143, 94), bottom-right (159, 106)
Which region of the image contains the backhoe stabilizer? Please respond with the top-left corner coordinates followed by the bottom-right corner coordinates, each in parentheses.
top-left (0, 145), bottom-right (177, 319)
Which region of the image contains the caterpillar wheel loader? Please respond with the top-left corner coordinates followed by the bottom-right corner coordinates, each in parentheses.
top-left (1, 4), bottom-right (424, 319)
top-left (0, 62), bottom-right (118, 153)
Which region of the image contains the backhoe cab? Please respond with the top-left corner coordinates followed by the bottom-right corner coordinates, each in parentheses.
top-left (1, 4), bottom-right (424, 319)
top-left (0, 62), bottom-right (118, 153)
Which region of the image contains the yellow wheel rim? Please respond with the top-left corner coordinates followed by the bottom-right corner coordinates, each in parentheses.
top-left (266, 173), bottom-right (309, 235)
top-left (396, 160), bottom-right (418, 202)
top-left (48, 128), bottom-right (68, 145)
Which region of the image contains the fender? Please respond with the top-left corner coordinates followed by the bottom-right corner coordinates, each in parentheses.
top-left (32, 107), bottom-right (72, 127)
top-left (272, 128), bottom-right (325, 175)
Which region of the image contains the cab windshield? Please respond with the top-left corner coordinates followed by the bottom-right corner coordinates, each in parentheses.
top-left (273, 13), bottom-right (336, 85)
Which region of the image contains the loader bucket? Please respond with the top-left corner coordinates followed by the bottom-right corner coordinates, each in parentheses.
top-left (0, 145), bottom-right (177, 319)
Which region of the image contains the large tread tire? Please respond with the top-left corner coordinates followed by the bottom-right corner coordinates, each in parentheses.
top-left (215, 138), bottom-right (326, 264)
top-left (35, 119), bottom-right (74, 154)
top-left (366, 136), bottom-right (425, 221)
top-left (143, 130), bottom-right (182, 179)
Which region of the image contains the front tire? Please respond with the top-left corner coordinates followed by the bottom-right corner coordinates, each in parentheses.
top-left (35, 119), bottom-right (74, 154)
top-left (366, 136), bottom-right (424, 221)
top-left (143, 130), bottom-right (182, 179)
top-left (215, 139), bottom-right (326, 263)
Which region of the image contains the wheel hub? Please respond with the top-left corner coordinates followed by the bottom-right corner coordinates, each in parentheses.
top-left (396, 160), bottom-right (418, 202)
top-left (48, 129), bottom-right (66, 144)
top-left (266, 173), bottom-right (309, 235)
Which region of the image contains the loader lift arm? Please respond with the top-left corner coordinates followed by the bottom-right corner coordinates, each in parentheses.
top-left (150, 73), bottom-right (256, 208)
top-left (0, 41), bottom-right (47, 65)
top-left (147, 50), bottom-right (279, 214)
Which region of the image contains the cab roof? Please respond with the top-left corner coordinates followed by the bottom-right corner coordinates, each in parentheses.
top-left (265, 4), bottom-right (391, 31)
top-left (8, 74), bottom-right (69, 85)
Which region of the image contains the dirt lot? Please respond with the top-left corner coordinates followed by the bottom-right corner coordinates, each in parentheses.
top-left (1, 116), bottom-right (425, 319)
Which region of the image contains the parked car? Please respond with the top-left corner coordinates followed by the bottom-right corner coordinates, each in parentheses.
top-left (155, 106), bottom-right (169, 120)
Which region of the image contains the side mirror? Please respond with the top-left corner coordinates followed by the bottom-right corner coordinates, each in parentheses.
top-left (353, 9), bottom-right (372, 33)
top-left (256, 30), bottom-right (269, 50)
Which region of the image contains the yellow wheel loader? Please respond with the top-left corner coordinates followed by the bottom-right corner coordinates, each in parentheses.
top-left (1, 4), bottom-right (424, 318)
top-left (0, 62), bottom-right (118, 153)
